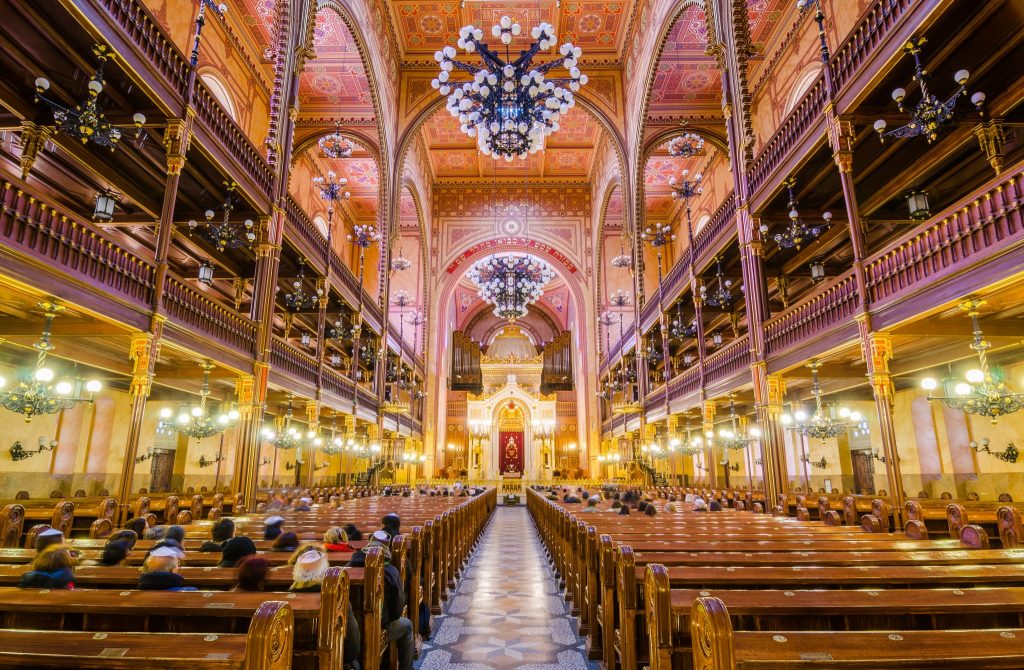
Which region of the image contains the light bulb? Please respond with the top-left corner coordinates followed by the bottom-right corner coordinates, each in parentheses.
top-left (849, 411), bottom-right (862, 422)
top-left (160, 408), bottom-right (173, 419)
top-left (54, 381), bottom-right (73, 396)
top-left (955, 382), bottom-right (972, 396)
top-left (794, 410), bottom-right (808, 422)
top-left (191, 406), bottom-right (203, 417)
top-left (85, 380), bottom-right (102, 393)
top-left (177, 414), bottom-right (190, 424)
top-left (228, 409), bottom-right (240, 420)
top-left (839, 407), bottom-right (851, 418)
top-left (921, 377), bottom-right (938, 391)
top-left (965, 368), bottom-right (984, 384)
top-left (35, 367), bottom-right (55, 382)
top-left (218, 414), bottom-right (229, 424)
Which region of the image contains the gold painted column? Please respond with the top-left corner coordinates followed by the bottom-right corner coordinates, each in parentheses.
top-left (753, 365), bottom-right (787, 508)
top-left (862, 329), bottom-right (906, 526)
top-left (232, 364), bottom-right (268, 512)
top-left (702, 399), bottom-right (717, 487)
top-left (116, 331), bottom-right (161, 525)
top-left (305, 400), bottom-right (320, 488)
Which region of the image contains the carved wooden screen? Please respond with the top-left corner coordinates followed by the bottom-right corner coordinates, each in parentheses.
top-left (541, 331), bottom-right (573, 393)
top-left (450, 331), bottom-right (483, 392)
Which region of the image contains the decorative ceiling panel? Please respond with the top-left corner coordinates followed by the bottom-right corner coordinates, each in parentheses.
top-left (543, 149), bottom-right (593, 177)
top-left (545, 107), bottom-right (600, 146)
top-left (747, 0), bottom-right (790, 51)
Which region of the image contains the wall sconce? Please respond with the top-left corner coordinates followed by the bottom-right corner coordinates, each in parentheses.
top-left (969, 438), bottom-right (1019, 463)
top-left (259, 457), bottom-right (271, 466)
top-left (301, 332), bottom-right (311, 348)
top-left (871, 448), bottom-right (900, 464)
top-left (809, 259), bottom-right (826, 283)
top-left (800, 452), bottom-right (828, 469)
top-left (135, 451), bottom-right (153, 464)
top-left (93, 191), bottom-right (117, 222)
top-left (285, 461), bottom-right (298, 471)
top-left (198, 259), bottom-right (215, 286)
top-left (9, 437), bottom-right (57, 461)
top-left (720, 459), bottom-right (740, 472)
top-left (198, 454), bottom-right (225, 468)
top-left (906, 189), bottom-right (930, 220)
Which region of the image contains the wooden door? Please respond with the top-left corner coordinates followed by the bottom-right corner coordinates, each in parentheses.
top-left (149, 450), bottom-right (174, 493)
top-left (851, 450), bottom-right (875, 495)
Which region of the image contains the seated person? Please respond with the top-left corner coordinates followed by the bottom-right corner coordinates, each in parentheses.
top-left (272, 531), bottom-right (300, 552)
top-left (97, 539), bottom-right (132, 566)
top-left (150, 525), bottom-right (186, 556)
top-left (344, 523), bottom-right (363, 541)
top-left (637, 501), bottom-right (649, 513)
top-left (708, 500), bottom-right (723, 512)
top-left (693, 497), bottom-right (708, 512)
top-left (663, 496), bottom-right (679, 513)
top-left (382, 513), bottom-right (401, 539)
top-left (579, 496), bottom-right (601, 513)
top-left (125, 516), bottom-right (148, 539)
top-left (263, 515), bottom-right (285, 540)
top-left (617, 505), bottom-right (630, 515)
top-left (346, 533), bottom-right (413, 670)
top-left (107, 529), bottom-right (139, 551)
top-left (34, 527), bottom-right (65, 553)
top-left (563, 492), bottom-right (582, 504)
top-left (293, 497), bottom-right (313, 512)
top-left (290, 548), bottom-right (330, 591)
top-left (324, 527), bottom-right (357, 553)
top-left (346, 530), bottom-right (391, 568)
top-left (199, 518), bottom-right (234, 552)
top-left (20, 545), bottom-right (76, 589)
top-left (233, 556), bottom-right (270, 592)
top-left (644, 505), bottom-right (657, 516)
top-left (219, 536), bottom-right (258, 568)
top-left (610, 500), bottom-right (622, 512)
top-left (138, 546), bottom-right (196, 591)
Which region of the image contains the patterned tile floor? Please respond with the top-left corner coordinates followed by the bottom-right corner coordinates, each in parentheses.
top-left (417, 506), bottom-right (597, 670)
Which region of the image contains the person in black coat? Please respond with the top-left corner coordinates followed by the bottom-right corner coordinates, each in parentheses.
top-left (219, 536), bottom-right (257, 568)
top-left (347, 532), bottom-right (413, 670)
top-left (199, 518), bottom-right (235, 552)
top-left (263, 515), bottom-right (285, 540)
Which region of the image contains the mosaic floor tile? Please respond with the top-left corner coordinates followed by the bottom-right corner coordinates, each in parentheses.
top-left (415, 507), bottom-right (599, 670)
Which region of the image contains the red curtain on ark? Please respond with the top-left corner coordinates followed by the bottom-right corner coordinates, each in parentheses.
top-left (498, 431), bottom-right (524, 474)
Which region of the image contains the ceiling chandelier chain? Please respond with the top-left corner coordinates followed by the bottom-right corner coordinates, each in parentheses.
top-left (699, 256), bottom-right (734, 309)
top-left (433, 16), bottom-right (588, 160)
top-left (188, 181), bottom-right (256, 252)
top-left (0, 302), bottom-right (103, 422)
top-left (33, 43), bottom-right (146, 151)
top-left (874, 36), bottom-right (985, 144)
top-left (468, 254), bottom-right (554, 322)
top-left (759, 176), bottom-right (832, 250)
top-left (921, 298), bottom-right (1024, 423)
top-left (162, 361), bottom-right (238, 440)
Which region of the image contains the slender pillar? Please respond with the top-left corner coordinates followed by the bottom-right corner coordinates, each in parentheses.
top-left (753, 367), bottom-right (788, 508)
top-left (232, 363), bottom-right (268, 511)
top-left (115, 330), bottom-right (162, 524)
top-left (306, 399), bottom-right (320, 488)
top-left (151, 118), bottom-right (193, 319)
top-left (702, 399), bottom-right (717, 487)
top-left (861, 329), bottom-right (906, 526)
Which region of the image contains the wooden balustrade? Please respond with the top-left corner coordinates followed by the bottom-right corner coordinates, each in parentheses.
top-left (92, 0), bottom-right (190, 98)
top-left (0, 181), bottom-right (156, 306)
top-left (764, 270), bottom-right (860, 357)
top-left (748, 76), bottom-right (827, 197)
top-left (162, 276), bottom-right (257, 351)
top-left (322, 366), bottom-right (357, 400)
top-left (328, 251), bottom-right (383, 332)
top-left (865, 164), bottom-right (1024, 307)
top-left (667, 363), bottom-right (701, 401)
top-left (270, 336), bottom-right (320, 386)
top-left (692, 192), bottom-right (738, 267)
top-left (285, 194), bottom-right (329, 266)
top-left (830, 0), bottom-right (915, 95)
top-left (704, 334), bottom-right (751, 386)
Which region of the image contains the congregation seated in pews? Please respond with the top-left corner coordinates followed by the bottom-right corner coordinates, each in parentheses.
top-left (529, 485), bottom-right (1024, 670)
top-left (0, 487), bottom-right (496, 669)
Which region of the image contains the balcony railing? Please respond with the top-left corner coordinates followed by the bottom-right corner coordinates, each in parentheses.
top-left (0, 180), bottom-right (156, 307)
top-left (163, 276), bottom-right (257, 352)
top-left (322, 366), bottom-right (356, 400)
top-left (830, 0), bottom-right (916, 96)
top-left (692, 191), bottom-right (738, 267)
top-left (285, 195), bottom-right (329, 266)
top-left (865, 162), bottom-right (1024, 308)
top-left (93, 0), bottom-right (190, 98)
top-left (764, 270), bottom-right (861, 357)
top-left (667, 363), bottom-right (701, 401)
top-left (270, 336), bottom-right (319, 387)
top-left (704, 334), bottom-right (751, 387)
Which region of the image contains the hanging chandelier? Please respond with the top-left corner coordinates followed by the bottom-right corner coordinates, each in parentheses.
top-left (873, 36), bottom-right (985, 144)
top-left (313, 171), bottom-right (350, 210)
top-left (432, 17), bottom-right (588, 160)
top-left (666, 132), bottom-right (704, 158)
top-left (348, 223), bottom-right (382, 249)
top-left (34, 44), bottom-right (146, 151)
top-left (640, 222), bottom-right (676, 250)
top-left (781, 361), bottom-right (862, 440)
top-left (468, 254), bottom-right (554, 321)
top-left (669, 302), bottom-right (698, 340)
top-left (319, 121), bottom-right (354, 158)
top-left (921, 298), bottom-right (1024, 423)
top-left (611, 238), bottom-right (633, 269)
top-left (160, 361), bottom-right (237, 440)
top-left (717, 395), bottom-right (761, 451)
top-left (188, 181), bottom-right (256, 252)
top-left (677, 415), bottom-right (703, 456)
top-left (280, 259), bottom-right (322, 313)
top-left (391, 246), bottom-right (412, 273)
top-left (609, 289), bottom-right (632, 309)
top-left (391, 290), bottom-right (412, 308)
top-left (759, 177), bottom-right (831, 250)
top-left (669, 169), bottom-right (703, 201)
top-left (0, 303), bottom-right (102, 422)
top-left (699, 256), bottom-right (734, 309)
top-left (262, 397), bottom-right (302, 450)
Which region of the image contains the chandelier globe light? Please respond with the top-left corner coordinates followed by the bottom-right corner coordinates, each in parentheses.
top-left (468, 254), bottom-right (554, 321)
top-left (188, 181), bottom-right (256, 252)
top-left (781, 361), bottom-right (862, 440)
top-left (717, 395), bottom-right (761, 451)
top-left (920, 298), bottom-right (1024, 423)
top-left (162, 361), bottom-right (238, 440)
top-left (319, 121), bottom-right (354, 158)
top-left (759, 177), bottom-right (831, 250)
top-left (666, 132), bottom-right (705, 158)
top-left (432, 16), bottom-right (588, 160)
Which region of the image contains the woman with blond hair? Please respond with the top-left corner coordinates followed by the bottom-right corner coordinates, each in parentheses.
top-left (323, 526), bottom-right (357, 553)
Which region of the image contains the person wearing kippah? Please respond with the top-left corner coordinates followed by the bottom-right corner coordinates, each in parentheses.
top-left (138, 546), bottom-right (196, 591)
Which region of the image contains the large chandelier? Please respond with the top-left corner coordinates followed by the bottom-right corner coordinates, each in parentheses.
top-left (262, 397), bottom-right (302, 450)
top-left (160, 361), bottom-right (237, 440)
top-left (669, 169), bottom-right (703, 201)
top-left (34, 44), bottom-right (146, 151)
top-left (873, 36), bottom-right (985, 144)
top-left (0, 303), bottom-right (102, 422)
top-left (669, 302), bottom-right (698, 340)
top-left (188, 181), bottom-right (256, 252)
top-left (468, 254), bottom-right (554, 321)
top-left (677, 415), bottom-right (703, 456)
top-left (611, 239), bottom-right (633, 269)
top-left (391, 246), bottom-right (412, 273)
top-left (667, 132), bottom-right (704, 158)
top-left (280, 259), bottom-right (322, 313)
top-left (921, 298), bottom-right (1024, 423)
top-left (717, 395), bottom-right (761, 451)
top-left (319, 121), bottom-right (354, 158)
top-left (432, 17), bottom-right (588, 160)
top-left (699, 256), bottom-right (734, 309)
top-left (759, 177), bottom-right (831, 250)
top-left (782, 361), bottom-right (862, 440)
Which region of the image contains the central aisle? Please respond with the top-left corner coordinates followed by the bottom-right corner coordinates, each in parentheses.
top-left (417, 506), bottom-right (594, 670)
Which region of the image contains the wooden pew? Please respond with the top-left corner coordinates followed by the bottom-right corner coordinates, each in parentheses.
top-left (688, 596), bottom-right (1024, 670)
top-left (644, 564), bottom-right (1024, 670)
top-left (0, 599), bottom-right (293, 670)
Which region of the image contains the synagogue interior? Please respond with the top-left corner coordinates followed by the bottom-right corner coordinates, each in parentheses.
top-left (0, 0), bottom-right (1023, 667)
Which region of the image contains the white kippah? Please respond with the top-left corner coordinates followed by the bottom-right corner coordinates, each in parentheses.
top-left (372, 530), bottom-right (391, 542)
top-left (264, 515), bottom-right (285, 526)
top-left (296, 549), bottom-right (323, 565)
top-left (149, 546), bottom-right (181, 558)
top-left (38, 528), bottom-right (63, 538)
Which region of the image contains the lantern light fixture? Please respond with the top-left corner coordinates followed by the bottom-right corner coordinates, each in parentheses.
top-left (197, 259), bottom-right (215, 286)
top-left (906, 189), bottom-right (931, 220)
top-left (93, 191), bottom-right (118, 222)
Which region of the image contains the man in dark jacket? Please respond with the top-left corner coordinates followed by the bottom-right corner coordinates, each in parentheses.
top-left (199, 518), bottom-right (234, 552)
top-left (347, 531), bottom-right (413, 670)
